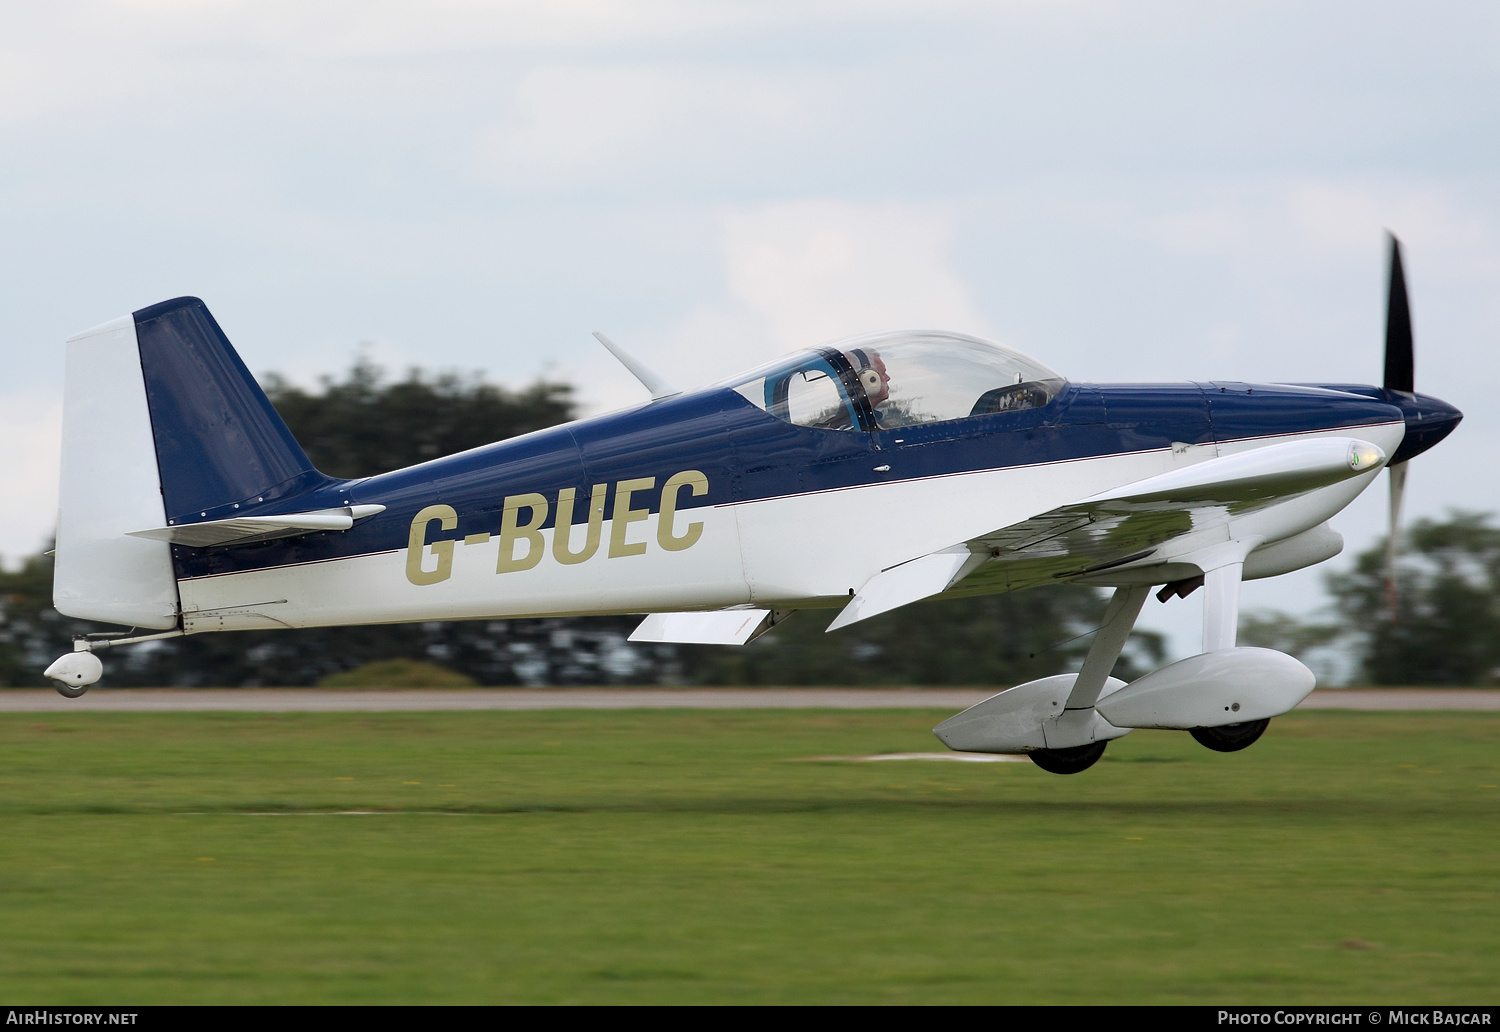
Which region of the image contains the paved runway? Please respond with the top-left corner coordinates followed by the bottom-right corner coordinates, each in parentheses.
top-left (1, 687), bottom-right (1496, 712)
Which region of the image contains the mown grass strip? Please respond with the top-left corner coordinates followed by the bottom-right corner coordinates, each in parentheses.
top-left (0, 709), bottom-right (1495, 1004)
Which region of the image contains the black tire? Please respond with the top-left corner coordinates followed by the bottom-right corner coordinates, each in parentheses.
top-left (1189, 718), bottom-right (1270, 753)
top-left (52, 682), bottom-right (88, 700)
top-left (1028, 740), bottom-right (1108, 775)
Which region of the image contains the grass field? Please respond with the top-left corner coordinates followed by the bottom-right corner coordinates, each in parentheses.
top-left (0, 708), bottom-right (1497, 1004)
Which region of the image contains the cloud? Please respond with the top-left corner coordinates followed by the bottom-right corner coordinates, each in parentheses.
top-left (1288, 183), bottom-right (1498, 275)
top-left (1134, 179), bottom-right (1497, 272)
top-left (277, 1), bottom-right (769, 55)
top-left (50, 0), bottom-right (767, 58)
top-left (0, 0), bottom-right (1062, 134)
top-left (721, 199), bottom-right (987, 350)
top-left (563, 199), bottom-right (988, 415)
top-left (469, 63), bottom-right (834, 188)
top-left (0, 0), bottom-right (1027, 79)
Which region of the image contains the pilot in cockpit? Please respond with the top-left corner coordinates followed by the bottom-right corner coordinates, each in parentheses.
top-left (730, 330), bottom-right (1065, 433)
top-left (843, 347), bottom-right (891, 427)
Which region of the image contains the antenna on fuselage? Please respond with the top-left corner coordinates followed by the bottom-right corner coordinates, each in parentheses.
top-left (592, 332), bottom-right (680, 401)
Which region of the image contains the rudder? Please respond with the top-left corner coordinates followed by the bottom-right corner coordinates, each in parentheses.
top-left (54, 316), bottom-right (179, 628)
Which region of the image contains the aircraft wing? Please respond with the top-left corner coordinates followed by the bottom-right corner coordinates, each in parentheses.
top-left (828, 436), bottom-right (1385, 630)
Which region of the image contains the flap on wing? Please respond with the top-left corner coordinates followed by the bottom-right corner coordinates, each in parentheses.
top-left (630, 609), bottom-right (789, 645)
top-left (128, 504), bottom-right (386, 548)
top-left (827, 548), bottom-right (977, 632)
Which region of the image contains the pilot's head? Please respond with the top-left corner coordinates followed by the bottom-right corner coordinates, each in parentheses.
top-left (844, 348), bottom-right (890, 407)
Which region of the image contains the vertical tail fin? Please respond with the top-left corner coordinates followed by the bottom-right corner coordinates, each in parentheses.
top-left (133, 297), bottom-right (327, 521)
top-left (54, 297), bottom-right (331, 628)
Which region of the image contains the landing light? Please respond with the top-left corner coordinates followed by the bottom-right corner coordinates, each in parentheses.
top-left (1347, 442), bottom-right (1385, 472)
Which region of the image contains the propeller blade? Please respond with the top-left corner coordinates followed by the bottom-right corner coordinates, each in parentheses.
top-left (1384, 461), bottom-right (1408, 620)
top-left (1384, 233), bottom-right (1414, 395)
top-left (1383, 235), bottom-right (1415, 620)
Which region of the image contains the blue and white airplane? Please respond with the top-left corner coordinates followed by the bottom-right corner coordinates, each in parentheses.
top-left (44, 237), bottom-right (1460, 774)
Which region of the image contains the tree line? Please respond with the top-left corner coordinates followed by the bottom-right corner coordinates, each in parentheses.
top-left (1241, 510), bottom-right (1500, 686)
top-left (0, 358), bottom-right (1139, 688)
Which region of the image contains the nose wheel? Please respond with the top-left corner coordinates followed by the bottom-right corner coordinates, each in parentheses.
top-left (1189, 718), bottom-right (1270, 753)
top-left (1028, 740), bottom-right (1108, 774)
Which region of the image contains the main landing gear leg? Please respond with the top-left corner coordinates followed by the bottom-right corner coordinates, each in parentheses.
top-left (1190, 554), bottom-right (1273, 753)
top-left (1028, 585), bottom-right (1151, 776)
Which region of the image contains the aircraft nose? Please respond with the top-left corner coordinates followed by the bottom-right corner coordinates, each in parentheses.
top-left (1389, 392), bottom-right (1463, 465)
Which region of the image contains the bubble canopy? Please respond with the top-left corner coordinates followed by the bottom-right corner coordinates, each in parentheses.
top-left (721, 331), bottom-right (1065, 432)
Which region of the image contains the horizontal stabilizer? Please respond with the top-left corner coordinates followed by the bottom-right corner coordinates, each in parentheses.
top-left (129, 504), bottom-right (385, 548)
top-left (827, 547), bottom-right (976, 632)
top-left (629, 609), bottom-right (787, 645)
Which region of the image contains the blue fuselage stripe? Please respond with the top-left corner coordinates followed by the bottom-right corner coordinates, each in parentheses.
top-left (171, 381), bottom-right (1406, 580)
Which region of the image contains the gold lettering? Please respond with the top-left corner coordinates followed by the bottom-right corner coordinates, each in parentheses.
top-left (406, 505), bottom-right (457, 585)
top-left (553, 484), bottom-right (607, 565)
top-left (495, 493), bottom-right (549, 573)
top-left (609, 477), bottom-right (655, 558)
top-left (657, 470), bottom-right (708, 551)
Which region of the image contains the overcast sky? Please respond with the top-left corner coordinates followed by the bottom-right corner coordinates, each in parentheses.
top-left (2, 1), bottom-right (1497, 658)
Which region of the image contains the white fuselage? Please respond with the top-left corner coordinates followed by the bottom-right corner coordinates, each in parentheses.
top-left (175, 420), bottom-right (1404, 635)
